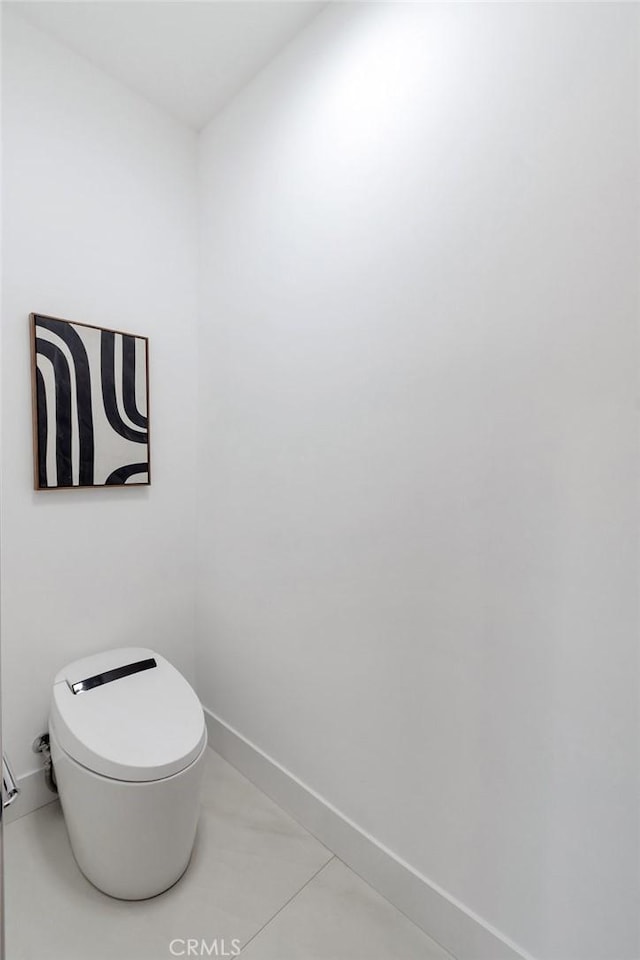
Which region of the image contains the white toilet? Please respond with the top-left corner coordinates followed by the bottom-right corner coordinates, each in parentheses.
top-left (49, 647), bottom-right (207, 900)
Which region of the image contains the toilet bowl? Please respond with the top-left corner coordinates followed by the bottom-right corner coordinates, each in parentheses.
top-left (49, 647), bottom-right (207, 900)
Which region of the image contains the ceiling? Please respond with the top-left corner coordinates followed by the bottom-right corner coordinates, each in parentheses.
top-left (8, 1), bottom-right (326, 129)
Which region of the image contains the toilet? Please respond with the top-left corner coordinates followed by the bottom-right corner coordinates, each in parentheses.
top-left (49, 647), bottom-right (207, 900)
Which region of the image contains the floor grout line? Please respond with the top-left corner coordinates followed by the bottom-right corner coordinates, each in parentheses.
top-left (329, 851), bottom-right (458, 960)
top-left (239, 855), bottom-right (335, 955)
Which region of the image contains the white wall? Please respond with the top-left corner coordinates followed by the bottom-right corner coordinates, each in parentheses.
top-left (2, 5), bottom-right (638, 958)
top-left (1, 12), bottom-right (199, 779)
top-left (197, 5), bottom-right (640, 959)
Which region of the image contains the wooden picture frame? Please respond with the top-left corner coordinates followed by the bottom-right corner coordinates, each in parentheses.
top-left (30, 313), bottom-right (151, 490)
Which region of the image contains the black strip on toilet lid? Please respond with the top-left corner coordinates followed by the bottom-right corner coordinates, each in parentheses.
top-left (71, 657), bottom-right (157, 694)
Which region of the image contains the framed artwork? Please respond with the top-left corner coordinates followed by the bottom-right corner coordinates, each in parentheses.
top-left (30, 313), bottom-right (150, 489)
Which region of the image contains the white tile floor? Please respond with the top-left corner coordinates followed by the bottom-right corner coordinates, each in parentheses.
top-left (4, 749), bottom-right (452, 960)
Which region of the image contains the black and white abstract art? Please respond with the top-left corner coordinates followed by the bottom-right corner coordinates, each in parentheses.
top-left (31, 314), bottom-right (150, 489)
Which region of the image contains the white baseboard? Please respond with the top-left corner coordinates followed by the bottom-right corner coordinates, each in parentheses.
top-left (203, 707), bottom-right (534, 960)
top-left (3, 766), bottom-right (57, 825)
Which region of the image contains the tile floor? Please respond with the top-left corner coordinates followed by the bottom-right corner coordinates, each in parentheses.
top-left (4, 748), bottom-right (452, 960)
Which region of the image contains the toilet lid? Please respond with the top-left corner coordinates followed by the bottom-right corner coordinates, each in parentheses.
top-left (50, 648), bottom-right (207, 782)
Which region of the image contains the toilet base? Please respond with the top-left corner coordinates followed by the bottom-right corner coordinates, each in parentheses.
top-left (50, 725), bottom-right (207, 900)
